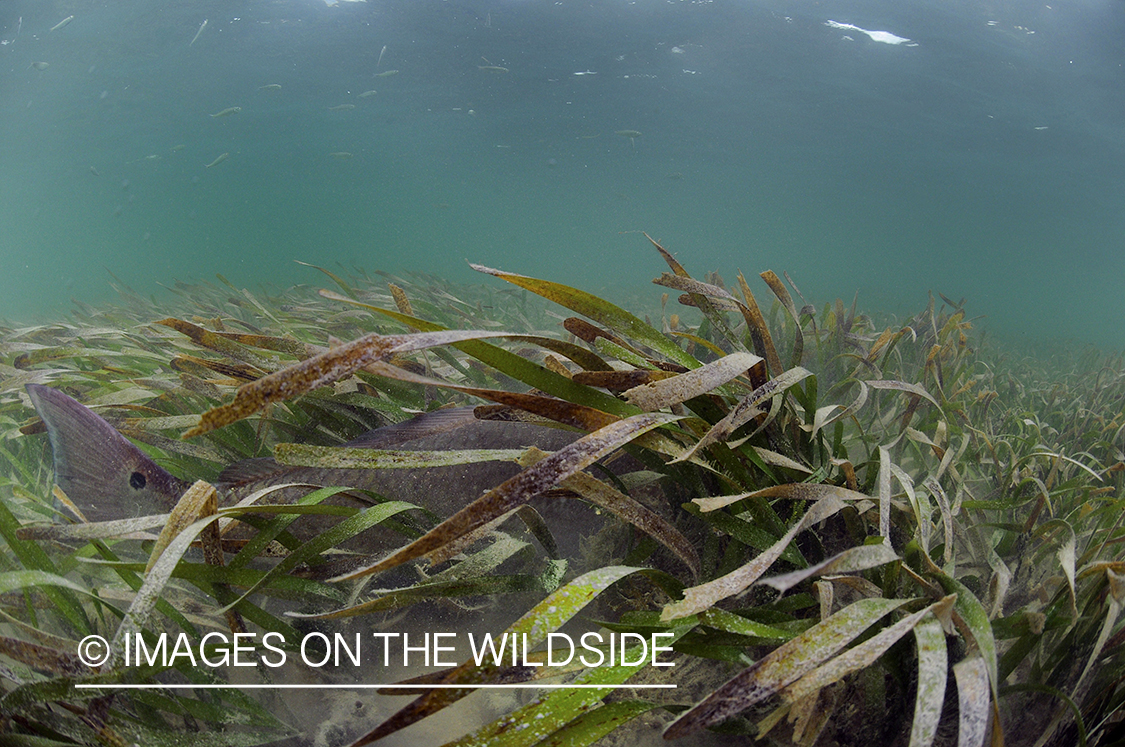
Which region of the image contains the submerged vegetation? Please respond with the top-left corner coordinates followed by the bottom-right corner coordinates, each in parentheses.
top-left (0, 237), bottom-right (1123, 746)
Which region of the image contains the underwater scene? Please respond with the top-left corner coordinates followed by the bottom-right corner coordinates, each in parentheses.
top-left (2, 0), bottom-right (1125, 745)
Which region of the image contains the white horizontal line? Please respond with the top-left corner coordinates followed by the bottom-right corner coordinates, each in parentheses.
top-left (75, 683), bottom-right (676, 690)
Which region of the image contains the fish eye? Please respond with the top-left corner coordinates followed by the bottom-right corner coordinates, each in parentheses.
top-left (129, 472), bottom-right (147, 490)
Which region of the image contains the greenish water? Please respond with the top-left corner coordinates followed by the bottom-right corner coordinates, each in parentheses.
top-left (2, 0), bottom-right (1123, 347)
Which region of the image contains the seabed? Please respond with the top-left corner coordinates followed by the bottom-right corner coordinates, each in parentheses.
top-left (0, 245), bottom-right (1122, 747)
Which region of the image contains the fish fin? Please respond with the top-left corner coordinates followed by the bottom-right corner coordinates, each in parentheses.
top-left (25, 384), bottom-right (189, 522)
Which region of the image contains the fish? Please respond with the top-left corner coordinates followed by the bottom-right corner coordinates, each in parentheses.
top-left (329, 151), bottom-right (354, 159)
top-left (258, 84), bottom-right (282, 91)
top-left (478, 65), bottom-right (509, 73)
top-left (210, 106), bottom-right (241, 118)
top-left (189, 18), bottom-right (208, 47)
top-left (49, 16), bottom-right (74, 32)
top-left (615, 130), bottom-right (642, 149)
top-left (376, 44), bottom-right (387, 70)
top-left (205, 152), bottom-right (230, 168)
top-left (24, 385), bottom-right (602, 557)
top-left (824, 20), bottom-right (913, 46)
top-left (357, 90), bottom-right (378, 98)
top-left (374, 70), bottom-right (399, 78)
top-left (327, 104), bottom-right (355, 111)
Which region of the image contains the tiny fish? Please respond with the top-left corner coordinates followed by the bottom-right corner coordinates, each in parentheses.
top-left (374, 69), bottom-right (399, 78)
top-left (205, 152), bottom-right (230, 168)
top-left (478, 65), bottom-right (509, 73)
top-left (329, 151), bottom-right (354, 159)
top-left (170, 144), bottom-right (186, 152)
top-left (89, 166), bottom-right (100, 176)
top-left (357, 90), bottom-right (377, 98)
top-left (29, 61), bottom-right (48, 71)
top-left (189, 18), bottom-right (208, 47)
top-left (616, 130), bottom-right (642, 149)
top-left (49, 15), bottom-right (74, 32)
top-left (328, 104), bottom-right (355, 111)
top-left (376, 44), bottom-right (387, 70)
top-left (258, 84), bottom-right (282, 91)
top-left (210, 106), bottom-right (241, 118)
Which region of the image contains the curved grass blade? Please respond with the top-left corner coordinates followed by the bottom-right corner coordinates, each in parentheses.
top-left (737, 272), bottom-right (784, 376)
top-left (184, 329), bottom-right (529, 437)
top-left (332, 412), bottom-right (681, 581)
top-left (518, 446), bottom-right (700, 577)
top-left (319, 290), bottom-right (631, 415)
top-left (155, 318), bottom-right (278, 372)
top-left (652, 272), bottom-right (748, 353)
top-left (760, 270), bottom-right (804, 369)
top-left (0, 570), bottom-right (92, 598)
top-left (345, 565), bottom-right (658, 746)
top-left (445, 624), bottom-right (692, 747)
top-left (867, 379), bottom-right (940, 409)
top-left (953, 656), bottom-right (991, 747)
top-left (662, 496), bottom-right (846, 620)
top-left (780, 596), bottom-right (955, 705)
top-left (146, 480), bottom-right (218, 574)
top-left (911, 616), bottom-right (948, 747)
top-left (275, 444), bottom-right (526, 469)
top-left (0, 498), bottom-right (90, 635)
top-left (470, 264), bottom-right (699, 370)
top-left (295, 258), bottom-right (356, 298)
top-left (109, 510), bottom-right (230, 667)
top-left (931, 571), bottom-right (998, 700)
top-left (220, 500), bottom-right (423, 613)
top-left (758, 543), bottom-right (899, 594)
top-left (16, 514), bottom-right (166, 542)
top-left (624, 351), bottom-right (761, 412)
top-left (671, 366), bottom-right (811, 463)
top-left (363, 360), bottom-right (623, 433)
top-left (664, 596), bottom-right (912, 738)
top-left (155, 317), bottom-right (311, 357)
top-left (729, 482), bottom-right (874, 506)
top-left (698, 608), bottom-right (791, 642)
top-left (525, 700), bottom-right (664, 747)
top-left (1035, 519), bottom-right (1077, 617)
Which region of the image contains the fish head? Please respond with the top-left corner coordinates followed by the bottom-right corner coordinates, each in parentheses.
top-left (25, 384), bottom-right (190, 522)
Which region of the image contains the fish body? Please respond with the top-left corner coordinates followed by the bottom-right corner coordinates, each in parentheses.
top-left (189, 18), bottom-right (208, 47)
top-left (49, 16), bottom-right (74, 32)
top-left (210, 106), bottom-right (241, 118)
top-left (25, 385), bottom-right (594, 553)
top-left (205, 152), bottom-right (230, 168)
